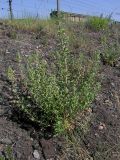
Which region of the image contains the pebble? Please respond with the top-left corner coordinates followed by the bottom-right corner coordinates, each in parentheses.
top-left (98, 125), bottom-right (104, 130)
top-left (111, 82), bottom-right (115, 87)
top-left (98, 122), bottom-right (106, 130)
top-left (33, 150), bottom-right (40, 160)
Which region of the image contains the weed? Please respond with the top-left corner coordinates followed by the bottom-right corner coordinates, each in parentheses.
top-left (8, 27), bottom-right (100, 135)
top-left (86, 16), bottom-right (110, 31)
top-left (6, 31), bottom-right (17, 39)
top-left (4, 146), bottom-right (14, 160)
top-left (0, 146), bottom-right (14, 160)
top-left (101, 35), bottom-right (120, 66)
top-left (7, 66), bottom-right (15, 82)
top-left (104, 44), bottom-right (120, 66)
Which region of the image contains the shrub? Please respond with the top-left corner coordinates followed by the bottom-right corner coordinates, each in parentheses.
top-left (102, 42), bottom-right (120, 66)
top-left (8, 27), bottom-right (100, 134)
top-left (86, 16), bottom-right (110, 31)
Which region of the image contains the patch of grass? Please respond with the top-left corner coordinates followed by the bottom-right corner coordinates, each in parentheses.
top-left (100, 35), bottom-right (120, 66)
top-left (4, 18), bottom-right (57, 34)
top-left (103, 43), bottom-right (120, 66)
top-left (61, 108), bottom-right (93, 160)
top-left (7, 27), bottom-right (100, 135)
top-left (62, 131), bottom-right (93, 160)
top-left (86, 16), bottom-right (110, 31)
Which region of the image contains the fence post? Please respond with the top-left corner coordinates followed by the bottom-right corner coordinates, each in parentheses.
top-left (57, 0), bottom-right (60, 17)
top-left (9, 0), bottom-right (13, 20)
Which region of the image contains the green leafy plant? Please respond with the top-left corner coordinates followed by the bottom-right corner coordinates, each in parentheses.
top-left (0, 146), bottom-right (14, 160)
top-left (101, 35), bottom-right (120, 66)
top-left (7, 66), bottom-right (15, 81)
top-left (0, 157), bottom-right (5, 160)
top-left (5, 146), bottom-right (14, 160)
top-left (86, 16), bottom-right (110, 31)
top-left (8, 27), bottom-right (100, 134)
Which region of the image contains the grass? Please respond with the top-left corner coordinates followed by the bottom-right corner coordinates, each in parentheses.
top-left (4, 18), bottom-right (58, 34)
top-left (102, 43), bottom-right (120, 66)
top-left (86, 16), bottom-right (110, 31)
top-left (100, 32), bottom-right (120, 66)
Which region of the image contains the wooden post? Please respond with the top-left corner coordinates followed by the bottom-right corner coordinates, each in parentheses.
top-left (9, 0), bottom-right (13, 20)
top-left (57, 0), bottom-right (60, 17)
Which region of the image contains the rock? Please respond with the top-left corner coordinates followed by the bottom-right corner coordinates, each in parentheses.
top-left (32, 140), bottom-right (40, 150)
top-left (98, 122), bottom-right (106, 130)
top-left (99, 125), bottom-right (104, 130)
top-left (115, 60), bottom-right (120, 68)
top-left (40, 138), bottom-right (56, 160)
top-left (33, 150), bottom-right (40, 159)
top-left (0, 151), bottom-right (4, 156)
top-left (0, 144), bottom-right (4, 151)
top-left (0, 138), bottom-right (12, 145)
top-left (0, 108), bottom-right (6, 116)
top-left (0, 106), bottom-right (11, 117)
top-left (15, 151), bottom-right (22, 159)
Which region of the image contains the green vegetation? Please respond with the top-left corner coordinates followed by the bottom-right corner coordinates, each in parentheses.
top-left (2, 13), bottom-right (120, 160)
top-left (5, 18), bottom-right (57, 33)
top-left (4, 146), bottom-right (14, 160)
top-left (101, 34), bottom-right (120, 66)
top-left (0, 157), bottom-right (5, 160)
top-left (7, 26), bottom-right (100, 134)
top-left (0, 146), bottom-right (14, 160)
top-left (86, 16), bottom-right (110, 31)
top-left (0, 156), bottom-right (5, 160)
top-left (103, 43), bottom-right (120, 66)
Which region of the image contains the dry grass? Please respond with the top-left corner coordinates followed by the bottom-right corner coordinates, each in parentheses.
top-left (4, 18), bottom-right (57, 34)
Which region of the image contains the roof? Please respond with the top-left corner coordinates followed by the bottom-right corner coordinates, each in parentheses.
top-left (50, 10), bottom-right (89, 18)
top-left (62, 11), bottom-right (89, 18)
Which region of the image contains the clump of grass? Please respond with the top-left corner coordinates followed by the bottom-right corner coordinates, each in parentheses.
top-left (86, 16), bottom-right (110, 31)
top-left (5, 18), bottom-right (57, 34)
top-left (100, 35), bottom-right (120, 66)
top-left (6, 31), bottom-right (17, 39)
top-left (7, 27), bottom-right (100, 135)
top-left (102, 43), bottom-right (120, 66)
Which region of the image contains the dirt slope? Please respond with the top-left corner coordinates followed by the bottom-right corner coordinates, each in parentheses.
top-left (0, 21), bottom-right (120, 160)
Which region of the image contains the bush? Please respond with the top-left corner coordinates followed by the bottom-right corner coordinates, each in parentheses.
top-left (86, 16), bottom-right (110, 31)
top-left (102, 42), bottom-right (120, 66)
top-left (8, 27), bottom-right (100, 134)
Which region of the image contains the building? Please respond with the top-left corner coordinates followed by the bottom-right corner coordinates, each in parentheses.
top-left (50, 11), bottom-right (88, 22)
